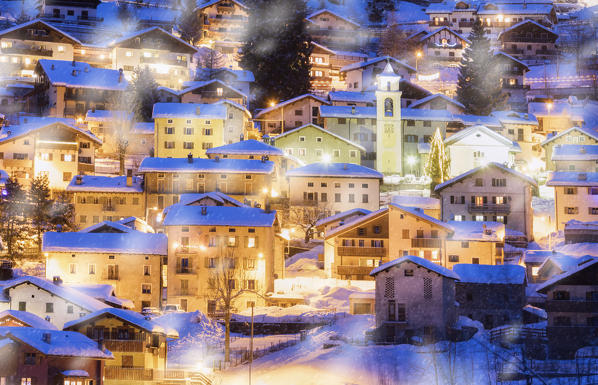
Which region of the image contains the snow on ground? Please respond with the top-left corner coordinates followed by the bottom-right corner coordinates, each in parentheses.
top-left (285, 245), bottom-right (326, 278)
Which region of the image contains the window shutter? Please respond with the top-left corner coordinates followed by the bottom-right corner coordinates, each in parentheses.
top-left (60, 154), bottom-right (64, 161)
top-left (470, 196), bottom-right (475, 204)
top-left (49, 153), bottom-right (53, 161)
top-left (255, 236), bottom-right (259, 248)
top-left (188, 258), bottom-right (193, 268)
top-left (483, 196), bottom-right (488, 204)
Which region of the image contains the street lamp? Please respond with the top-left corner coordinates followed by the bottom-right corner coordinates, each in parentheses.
top-left (416, 51), bottom-right (422, 72)
top-left (546, 101), bottom-right (553, 132)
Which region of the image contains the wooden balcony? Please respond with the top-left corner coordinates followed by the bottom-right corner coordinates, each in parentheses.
top-left (104, 339), bottom-right (144, 353)
top-left (337, 246), bottom-right (386, 257)
top-left (2, 46), bottom-right (53, 56)
top-left (140, 55), bottom-right (188, 67)
top-left (411, 238), bottom-right (442, 248)
top-left (105, 367), bottom-right (153, 381)
top-left (545, 300), bottom-right (598, 313)
top-left (102, 274), bottom-right (119, 281)
top-left (467, 203), bottom-right (511, 214)
top-left (429, 20), bottom-right (451, 27)
top-left (337, 265), bottom-right (375, 276)
top-left (2, 159), bottom-right (33, 168)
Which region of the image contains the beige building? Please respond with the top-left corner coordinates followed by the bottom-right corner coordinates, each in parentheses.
top-left (417, 27), bottom-right (470, 66)
top-left (546, 171), bottom-right (598, 231)
top-left (162, 196), bottom-right (282, 313)
top-left (43, 220), bottom-right (167, 311)
top-left (445, 221), bottom-right (505, 268)
top-left (435, 162), bottom-right (537, 242)
top-left (67, 173), bottom-right (145, 228)
top-left (286, 162), bottom-right (383, 215)
top-left (137, 155), bottom-right (275, 227)
top-left (305, 9), bottom-right (363, 50)
top-left (541, 127), bottom-right (598, 171)
top-left (195, 0), bottom-right (249, 59)
top-left (551, 144), bottom-right (598, 172)
top-left (255, 94), bottom-right (330, 135)
top-left (324, 204), bottom-right (454, 280)
top-left (84, 110), bottom-right (134, 155)
top-left (0, 118), bottom-right (100, 190)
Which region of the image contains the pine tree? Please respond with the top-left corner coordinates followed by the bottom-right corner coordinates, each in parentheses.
top-left (240, 0), bottom-right (312, 108)
top-left (48, 194), bottom-right (75, 232)
top-left (130, 67), bottom-right (159, 122)
top-left (425, 128), bottom-right (450, 191)
top-left (29, 175), bottom-right (52, 255)
top-left (456, 18), bottom-right (506, 115)
top-left (379, 25), bottom-right (418, 61)
top-left (367, 0), bottom-right (395, 23)
top-left (0, 178), bottom-right (27, 257)
top-left (177, 0), bottom-right (200, 44)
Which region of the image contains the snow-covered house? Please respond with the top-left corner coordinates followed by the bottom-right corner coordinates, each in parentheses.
top-left (494, 51), bottom-right (530, 106)
top-left (0, 327), bottom-right (113, 385)
top-left (564, 220), bottom-right (598, 244)
top-left (286, 162), bottom-right (382, 214)
top-left (490, 110), bottom-right (540, 170)
top-left (536, 257), bottom-right (598, 358)
top-left (324, 204), bottom-right (454, 280)
top-left (66, 173), bottom-right (145, 228)
top-left (370, 255), bottom-right (459, 342)
top-left (453, 264), bottom-right (526, 329)
top-left (0, 309), bottom-right (58, 329)
top-left (64, 308), bottom-right (178, 384)
top-left (43, 220), bottom-right (167, 311)
top-left (445, 221), bottom-right (506, 268)
top-left (33, 59), bottom-right (128, 119)
top-left (193, 67), bottom-right (254, 98)
top-left (0, 118), bottom-right (101, 189)
top-left (137, 155), bottom-right (275, 227)
top-left (541, 126), bottom-right (598, 171)
top-left (84, 109), bottom-right (134, 155)
top-left (409, 93), bottom-right (465, 114)
top-left (340, 56), bottom-right (416, 92)
top-left (305, 9), bottom-right (363, 50)
top-left (435, 162), bottom-right (537, 242)
top-left (391, 195), bottom-right (440, 219)
top-left (161, 198), bottom-right (282, 313)
top-left (443, 125), bottom-right (520, 176)
top-left (315, 208), bottom-right (372, 236)
top-left (498, 20), bottom-right (558, 64)
top-left (546, 171), bottom-right (598, 231)
top-left (178, 79), bottom-right (247, 106)
top-left (417, 27), bottom-right (470, 65)
top-left (42, 0), bottom-right (102, 25)
top-left (195, 0), bottom-right (249, 57)
top-left (255, 94), bottom-right (330, 135)
top-left (551, 144), bottom-right (598, 172)
top-left (309, 42), bottom-right (367, 94)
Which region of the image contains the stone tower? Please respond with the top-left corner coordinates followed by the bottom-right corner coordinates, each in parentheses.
top-left (375, 62), bottom-right (402, 175)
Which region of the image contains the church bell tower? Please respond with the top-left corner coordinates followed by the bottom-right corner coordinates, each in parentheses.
top-left (375, 62), bottom-right (402, 175)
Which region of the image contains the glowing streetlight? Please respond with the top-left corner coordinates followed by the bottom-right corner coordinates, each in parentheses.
top-left (269, 101), bottom-right (277, 108)
top-left (415, 51), bottom-right (422, 72)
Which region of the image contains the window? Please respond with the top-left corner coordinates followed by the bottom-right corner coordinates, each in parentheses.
top-left (247, 237), bottom-right (256, 248)
top-left (164, 141), bottom-right (175, 149)
top-left (449, 255), bottom-right (459, 262)
top-left (246, 280), bottom-right (256, 290)
top-left (333, 149), bottom-right (340, 158)
top-left (475, 178), bottom-right (483, 187)
top-left (144, 265), bottom-right (151, 276)
top-left (397, 303), bottom-right (406, 322)
top-left (24, 353), bottom-right (36, 365)
top-left (348, 194), bottom-right (355, 203)
top-left (388, 300), bottom-right (396, 320)
top-left (337, 118), bottom-right (347, 125)
top-left (63, 172), bottom-right (72, 182)
top-left (203, 128), bottom-right (212, 135)
top-left (184, 127), bottom-right (194, 135)
top-left (335, 193), bottom-right (341, 202)
top-left (349, 183), bottom-right (355, 188)
top-left (492, 178), bottom-right (507, 187)
top-left (183, 142), bottom-right (194, 149)
top-left (423, 278), bottom-right (432, 300)
top-left (384, 98), bottom-right (394, 117)
top-left (142, 284), bottom-right (151, 294)
top-left (362, 194), bottom-right (368, 204)
top-left (294, 109), bottom-right (303, 116)
top-left (374, 226), bottom-right (381, 234)
top-left (321, 192), bottom-right (327, 202)
top-left (45, 302), bottom-right (53, 313)
top-left (565, 207), bottom-right (579, 215)
top-left (165, 127), bottom-right (174, 134)
top-left (69, 263), bottom-right (77, 274)
top-left (18, 301), bottom-right (26, 311)
top-left (402, 229), bottom-right (409, 239)
top-left (461, 241), bottom-right (469, 248)
top-left (404, 269), bottom-right (413, 277)
top-left (316, 137), bottom-right (322, 142)
top-left (554, 290), bottom-right (570, 300)
top-left (88, 264), bottom-right (96, 275)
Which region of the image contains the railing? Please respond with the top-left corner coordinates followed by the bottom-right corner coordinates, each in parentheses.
top-left (429, 20), bottom-right (452, 26)
top-left (337, 265), bottom-right (375, 276)
top-left (536, 49), bottom-right (558, 56)
top-left (502, 47), bottom-right (524, 55)
top-left (103, 274), bottom-right (119, 281)
top-left (337, 246), bottom-right (386, 256)
top-left (459, 21), bottom-right (475, 28)
top-left (490, 325), bottom-right (547, 345)
top-left (545, 300), bottom-right (598, 313)
top-left (175, 266), bottom-right (196, 274)
top-left (502, 36), bottom-right (555, 43)
top-left (105, 366), bottom-right (153, 381)
top-left (102, 205), bottom-right (117, 212)
top-left (2, 46), bottom-right (53, 56)
top-left (467, 203), bottom-right (511, 213)
top-left (411, 238), bottom-right (442, 248)
top-left (427, 43), bottom-right (463, 49)
top-left (140, 55), bottom-right (188, 67)
top-left (104, 339), bottom-right (144, 352)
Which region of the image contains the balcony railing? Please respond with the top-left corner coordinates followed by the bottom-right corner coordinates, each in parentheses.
top-left (545, 300), bottom-right (598, 313)
top-left (337, 265), bottom-right (375, 276)
top-left (429, 20), bottom-right (452, 26)
top-left (411, 238), bottom-right (442, 248)
top-left (175, 266), bottom-right (195, 274)
top-left (104, 340), bottom-right (144, 352)
top-left (102, 205), bottom-right (117, 212)
top-left (536, 49), bottom-right (558, 56)
top-left (140, 55), bottom-right (188, 67)
top-left (501, 36), bottom-right (555, 43)
top-left (2, 159), bottom-right (33, 168)
top-left (103, 274), bottom-right (119, 281)
top-left (427, 43), bottom-right (463, 49)
top-left (2, 46), bottom-right (53, 56)
top-left (467, 203), bottom-right (511, 214)
top-left (105, 367), bottom-right (154, 381)
top-left (337, 246), bottom-right (386, 257)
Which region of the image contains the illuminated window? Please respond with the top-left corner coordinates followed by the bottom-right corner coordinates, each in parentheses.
top-left (80, 49), bottom-right (86, 55)
top-left (57, 46), bottom-right (64, 52)
top-left (247, 237), bottom-right (256, 248)
top-left (63, 154), bottom-right (73, 162)
top-left (11, 57), bottom-right (18, 63)
top-left (126, 51), bottom-right (132, 57)
top-left (532, 266), bottom-right (539, 276)
top-left (216, 87), bottom-right (223, 96)
top-left (88, 264), bottom-right (95, 274)
top-left (24, 58), bottom-right (31, 65)
top-left (228, 237), bottom-right (236, 247)
top-left (144, 51), bottom-right (152, 57)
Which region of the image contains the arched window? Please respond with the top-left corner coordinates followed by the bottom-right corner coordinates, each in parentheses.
top-left (384, 98), bottom-right (393, 117)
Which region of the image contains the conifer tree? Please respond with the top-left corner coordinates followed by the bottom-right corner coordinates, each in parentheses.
top-left (366, 0), bottom-right (395, 23)
top-left (456, 18), bottom-right (506, 115)
top-left (240, 0), bottom-right (312, 108)
top-left (0, 178), bottom-right (27, 257)
top-left (130, 66), bottom-right (159, 122)
top-left (425, 128), bottom-right (450, 191)
top-left (177, 0), bottom-right (200, 44)
top-left (29, 175), bottom-right (52, 255)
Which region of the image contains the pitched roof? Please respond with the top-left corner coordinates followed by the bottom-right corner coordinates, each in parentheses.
top-left (67, 284), bottom-right (134, 309)
top-left (319, 105), bottom-right (376, 119)
top-left (444, 125), bottom-right (520, 151)
top-left (66, 175), bottom-right (143, 193)
top-left (453, 264), bottom-right (525, 284)
top-left (391, 203), bottom-right (454, 232)
top-left (0, 118), bottom-right (101, 145)
top-left (0, 19), bottom-right (81, 44)
top-left (255, 94), bottom-right (329, 118)
top-left (410, 93), bottom-right (466, 110)
top-left (42, 230), bottom-right (168, 255)
top-left (340, 56), bottom-right (416, 73)
top-left (434, 162), bottom-right (537, 192)
top-left (419, 27), bottom-right (471, 44)
top-left (552, 144), bottom-right (598, 161)
top-left (327, 91), bottom-right (375, 104)
top-left (109, 26), bottom-right (197, 53)
top-left (391, 195), bottom-right (440, 210)
top-left (447, 220), bottom-right (505, 241)
top-left (546, 171), bottom-right (598, 186)
top-left (138, 157), bottom-right (275, 174)
top-left (0, 328), bottom-right (113, 359)
top-left (536, 257), bottom-right (598, 292)
top-left (162, 204), bottom-right (276, 227)
top-left (370, 255), bottom-right (460, 279)
top-left (273, 124), bottom-right (366, 152)
top-left (2, 276), bottom-right (109, 313)
top-left (306, 9), bottom-right (361, 27)
top-left (85, 110), bottom-right (133, 122)
top-left (177, 192), bottom-right (245, 207)
top-left (178, 79), bottom-right (247, 98)
top-left (206, 139), bottom-right (284, 156)
top-left (325, 207), bottom-right (388, 239)
top-left (541, 126), bottom-right (598, 146)
top-left (0, 310), bottom-right (58, 330)
top-left (315, 208), bottom-right (372, 227)
top-left (195, 0), bottom-right (248, 10)
top-left (37, 60), bottom-right (128, 91)
top-left (285, 162), bottom-right (383, 179)
top-left (498, 19), bottom-right (558, 39)
top-left (64, 308), bottom-right (178, 337)
top-left (491, 110), bottom-right (537, 125)
top-left (152, 102), bottom-right (227, 119)
top-left (493, 51), bottom-right (530, 71)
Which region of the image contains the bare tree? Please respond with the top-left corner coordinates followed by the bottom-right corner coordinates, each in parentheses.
top-left (108, 92), bottom-right (135, 175)
top-left (288, 205), bottom-right (331, 244)
top-left (378, 25), bottom-right (419, 64)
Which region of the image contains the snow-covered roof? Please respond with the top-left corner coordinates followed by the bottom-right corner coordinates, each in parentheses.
top-left (0, 118), bottom-right (101, 145)
top-left (255, 94), bottom-right (329, 118)
top-left (163, 204), bottom-right (276, 227)
top-left (546, 171), bottom-right (598, 186)
top-left (444, 125), bottom-right (520, 151)
top-left (536, 257), bottom-right (598, 292)
top-left (522, 304), bottom-right (547, 319)
top-left (327, 91), bottom-right (375, 104)
top-left (273, 124), bottom-right (366, 152)
top-left (479, 2), bottom-right (554, 16)
top-left (541, 126), bottom-right (598, 146)
top-left (286, 162), bottom-right (383, 179)
top-left (177, 192), bottom-right (245, 207)
top-left (455, 113), bottom-right (502, 127)
top-left (67, 284), bottom-right (134, 309)
top-left (419, 27), bottom-right (471, 44)
top-left (325, 207), bottom-right (388, 239)
top-left (315, 208), bottom-right (372, 227)
top-left (538, 252), bottom-right (594, 274)
top-left (447, 221), bottom-right (505, 241)
top-left (85, 110), bottom-right (133, 122)
top-left (214, 99), bottom-right (252, 118)
top-left (524, 249), bottom-right (571, 264)
top-left (108, 26), bottom-right (197, 53)
top-left (319, 105), bottom-right (376, 119)
top-left (410, 93), bottom-right (466, 110)
top-left (552, 144), bottom-right (598, 161)
top-left (131, 122), bottom-right (154, 135)
top-left (64, 308), bottom-right (178, 337)
top-left (202, 67), bottom-right (255, 83)
top-left (43, 230), bottom-right (167, 255)
top-left (66, 175), bottom-right (143, 193)
top-left (79, 220), bottom-right (134, 234)
top-left (403, 108), bottom-right (456, 122)
top-left (434, 162), bottom-right (537, 192)
top-left (391, 195), bottom-right (440, 210)
top-left (453, 264), bottom-right (525, 284)
top-left (370, 255), bottom-right (460, 279)
top-left (0, 310), bottom-right (58, 330)
top-left (206, 139), bottom-right (284, 156)
top-left (491, 110), bottom-right (537, 125)
top-left (195, 0), bottom-right (247, 10)
top-left (2, 276), bottom-right (110, 313)
top-left (61, 370), bottom-right (90, 377)
top-left (306, 8), bottom-right (361, 27)
top-left (340, 56), bottom-right (416, 74)
top-left (178, 79), bottom-right (247, 98)
top-left (493, 51), bottom-right (530, 71)
top-left (391, 203), bottom-right (454, 231)
top-left (37, 60), bottom-right (128, 91)
top-left (152, 102), bottom-right (227, 119)
top-left (498, 19), bottom-right (557, 39)
top-left (564, 220), bottom-right (598, 231)
top-left (348, 292), bottom-right (375, 300)
top-left (0, 327), bottom-right (113, 359)
top-left (0, 19), bottom-right (82, 44)
top-left (138, 157), bottom-right (275, 174)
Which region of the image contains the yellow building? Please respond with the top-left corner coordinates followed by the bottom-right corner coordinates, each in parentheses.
top-left (63, 308), bottom-right (178, 385)
top-left (547, 171), bottom-right (598, 231)
top-left (445, 221), bottom-right (505, 268)
top-left (375, 62), bottom-right (403, 174)
top-left (66, 172), bottom-right (146, 228)
top-left (43, 220), bottom-right (167, 310)
top-left (0, 118), bottom-right (100, 190)
top-left (162, 194), bottom-right (283, 313)
top-left (152, 102), bottom-right (227, 158)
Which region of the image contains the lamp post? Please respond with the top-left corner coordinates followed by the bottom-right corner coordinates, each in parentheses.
top-left (546, 101), bottom-right (553, 133)
top-left (416, 51), bottom-right (422, 72)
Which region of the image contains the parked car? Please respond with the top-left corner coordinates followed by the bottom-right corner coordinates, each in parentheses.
top-left (163, 304), bottom-right (184, 313)
top-left (141, 307), bottom-right (161, 317)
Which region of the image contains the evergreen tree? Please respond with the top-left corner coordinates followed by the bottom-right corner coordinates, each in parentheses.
top-left (130, 67), bottom-right (159, 122)
top-left (378, 25), bottom-right (418, 61)
top-left (48, 194), bottom-right (75, 232)
top-left (28, 175), bottom-right (52, 255)
top-left (240, 0), bottom-right (312, 108)
top-left (177, 0), bottom-right (200, 44)
top-left (425, 128), bottom-right (450, 191)
top-left (0, 178), bottom-right (27, 257)
top-left (456, 18), bottom-right (506, 115)
top-left (366, 0), bottom-right (395, 23)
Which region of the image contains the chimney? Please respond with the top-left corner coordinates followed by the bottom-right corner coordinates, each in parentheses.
top-left (50, 64), bottom-right (55, 70)
top-left (343, 164), bottom-right (348, 170)
top-left (201, 206), bottom-right (207, 216)
top-left (42, 332), bottom-right (51, 344)
top-left (126, 169), bottom-right (132, 187)
top-left (264, 201), bottom-right (271, 213)
top-left (214, 156), bottom-right (220, 162)
top-left (71, 60), bottom-right (76, 67)
top-left (75, 175), bottom-right (82, 185)
top-left (351, 106), bottom-right (356, 115)
top-left (72, 69), bottom-right (77, 77)
top-left (52, 276), bottom-right (62, 285)
top-left (187, 153), bottom-right (193, 164)
top-left (118, 68), bottom-right (123, 83)
top-left (195, 106), bottom-right (201, 115)
top-left (97, 338), bottom-right (105, 351)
